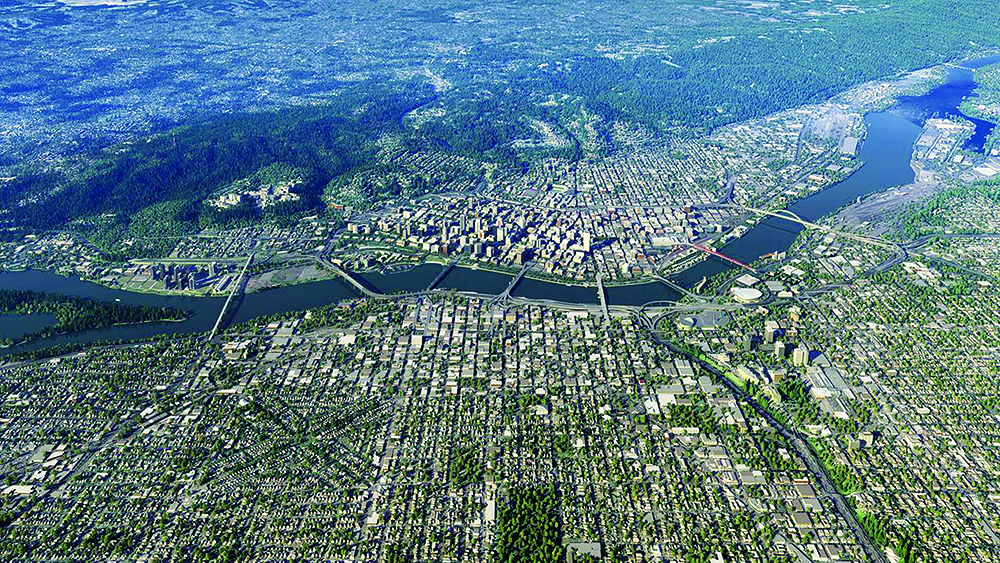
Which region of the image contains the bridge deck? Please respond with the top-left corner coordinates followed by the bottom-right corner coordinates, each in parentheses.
top-left (426, 258), bottom-right (460, 291)
top-left (688, 243), bottom-right (755, 271)
top-left (596, 274), bottom-right (610, 326)
top-left (209, 249), bottom-right (255, 340)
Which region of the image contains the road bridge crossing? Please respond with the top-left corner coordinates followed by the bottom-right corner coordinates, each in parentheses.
top-left (208, 247), bottom-right (256, 340)
top-left (489, 262), bottom-right (532, 307)
top-left (426, 256), bottom-right (461, 291)
top-left (596, 273), bottom-right (610, 326)
top-left (696, 203), bottom-right (900, 251)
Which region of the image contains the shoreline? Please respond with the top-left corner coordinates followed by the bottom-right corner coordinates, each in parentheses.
top-left (0, 314), bottom-right (189, 350)
top-left (5, 53), bottom-right (995, 305)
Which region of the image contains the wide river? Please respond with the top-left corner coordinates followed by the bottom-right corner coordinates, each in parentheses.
top-left (2, 54), bottom-right (998, 355)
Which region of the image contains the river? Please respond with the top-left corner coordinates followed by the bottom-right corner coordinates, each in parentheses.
top-left (671, 54), bottom-right (1000, 287)
top-left (671, 111), bottom-right (922, 287)
top-left (0, 263), bottom-right (683, 354)
top-left (2, 54), bottom-right (997, 354)
top-left (894, 54), bottom-right (1000, 152)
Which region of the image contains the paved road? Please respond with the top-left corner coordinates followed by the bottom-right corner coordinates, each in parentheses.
top-left (649, 332), bottom-right (888, 563)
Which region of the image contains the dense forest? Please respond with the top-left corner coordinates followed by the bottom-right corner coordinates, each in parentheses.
top-left (493, 485), bottom-right (564, 563)
top-left (0, 80), bottom-right (441, 254)
top-left (0, 290), bottom-right (187, 346)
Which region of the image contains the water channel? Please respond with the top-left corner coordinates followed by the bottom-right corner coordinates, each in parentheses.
top-left (2, 55), bottom-right (997, 355)
top-left (671, 111), bottom-right (922, 286)
top-left (672, 54), bottom-right (1000, 287)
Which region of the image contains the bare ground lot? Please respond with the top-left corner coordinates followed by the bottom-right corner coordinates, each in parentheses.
top-left (830, 167), bottom-right (940, 235)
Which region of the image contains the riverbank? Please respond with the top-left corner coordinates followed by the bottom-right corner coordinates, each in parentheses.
top-left (3, 53), bottom-right (997, 355)
top-left (0, 315), bottom-right (188, 350)
top-left (671, 111), bottom-right (923, 287)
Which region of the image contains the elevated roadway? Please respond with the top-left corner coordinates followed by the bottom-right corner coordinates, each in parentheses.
top-left (596, 273), bottom-right (610, 326)
top-left (685, 242), bottom-right (756, 272)
top-left (489, 262), bottom-right (532, 307)
top-left (319, 258), bottom-right (387, 299)
top-left (696, 203), bottom-right (901, 251)
top-left (208, 247), bottom-right (255, 340)
top-left (426, 256), bottom-right (461, 291)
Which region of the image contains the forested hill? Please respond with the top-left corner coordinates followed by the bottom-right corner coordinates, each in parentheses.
top-left (0, 82), bottom-right (434, 231)
top-left (518, 0), bottom-right (1000, 130)
top-left (2, 0), bottom-right (1000, 256)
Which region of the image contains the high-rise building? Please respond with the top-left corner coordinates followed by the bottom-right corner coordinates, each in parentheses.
top-left (764, 320), bottom-right (779, 343)
top-left (775, 340), bottom-right (786, 360)
top-left (793, 346), bottom-right (809, 367)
